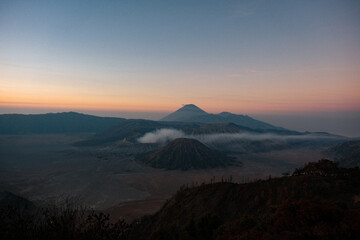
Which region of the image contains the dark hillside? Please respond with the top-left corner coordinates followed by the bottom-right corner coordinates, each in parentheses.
top-left (0, 191), bottom-right (35, 210)
top-left (132, 160), bottom-right (360, 239)
top-left (75, 119), bottom-right (166, 146)
top-left (1, 161), bottom-right (359, 239)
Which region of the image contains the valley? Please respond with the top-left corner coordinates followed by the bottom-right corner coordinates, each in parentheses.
top-left (0, 105), bottom-right (357, 223)
top-left (0, 132), bottom-right (330, 221)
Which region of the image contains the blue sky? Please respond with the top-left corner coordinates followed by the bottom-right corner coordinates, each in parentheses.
top-left (0, 0), bottom-right (359, 136)
top-left (1, 0), bottom-right (359, 73)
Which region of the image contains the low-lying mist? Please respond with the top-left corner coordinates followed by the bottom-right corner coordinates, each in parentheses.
top-left (137, 128), bottom-right (340, 145)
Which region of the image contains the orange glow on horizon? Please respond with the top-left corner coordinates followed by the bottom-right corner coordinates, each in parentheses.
top-left (1, 64), bottom-right (359, 114)
top-left (1, 97), bottom-right (359, 115)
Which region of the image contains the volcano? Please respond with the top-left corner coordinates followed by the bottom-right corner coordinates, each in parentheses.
top-left (137, 138), bottom-right (234, 170)
top-left (160, 104), bottom-right (281, 130)
top-left (160, 104), bottom-right (208, 122)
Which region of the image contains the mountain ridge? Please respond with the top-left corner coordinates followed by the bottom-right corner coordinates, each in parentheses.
top-left (160, 104), bottom-right (282, 130)
top-left (0, 112), bottom-right (126, 134)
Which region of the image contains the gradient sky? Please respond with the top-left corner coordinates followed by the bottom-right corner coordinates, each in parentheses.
top-left (0, 0), bottom-right (360, 131)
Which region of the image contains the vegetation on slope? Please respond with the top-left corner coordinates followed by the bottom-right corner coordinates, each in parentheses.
top-left (132, 159), bottom-right (360, 239)
top-left (0, 197), bottom-right (131, 240)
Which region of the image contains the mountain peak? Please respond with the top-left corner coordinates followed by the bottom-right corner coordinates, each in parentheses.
top-left (160, 105), bottom-right (281, 130)
top-left (178, 104), bottom-right (206, 112)
top-left (160, 104), bottom-right (207, 122)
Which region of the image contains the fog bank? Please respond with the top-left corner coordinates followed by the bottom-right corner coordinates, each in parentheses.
top-left (138, 128), bottom-right (341, 145)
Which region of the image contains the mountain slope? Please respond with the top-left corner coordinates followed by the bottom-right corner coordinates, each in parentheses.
top-left (136, 138), bottom-right (235, 170)
top-left (76, 120), bottom-right (261, 146)
top-left (131, 160), bottom-right (360, 239)
top-left (76, 118), bottom-right (345, 155)
top-left (180, 122), bottom-right (253, 135)
top-left (0, 112), bottom-right (126, 134)
top-left (218, 112), bottom-right (280, 130)
top-left (325, 140), bottom-right (360, 167)
top-left (75, 119), bottom-right (166, 146)
top-left (160, 104), bottom-right (208, 122)
top-left (0, 191), bottom-right (35, 209)
top-left (160, 104), bottom-right (281, 130)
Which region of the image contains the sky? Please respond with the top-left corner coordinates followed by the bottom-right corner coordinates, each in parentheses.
top-left (0, 0), bottom-right (360, 136)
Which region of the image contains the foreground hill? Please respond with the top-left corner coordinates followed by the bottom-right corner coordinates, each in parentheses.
top-left (132, 160), bottom-right (360, 239)
top-left (160, 104), bottom-right (282, 130)
top-left (0, 112), bottom-right (125, 134)
top-left (325, 140), bottom-right (360, 167)
top-left (1, 160), bottom-right (359, 239)
top-left (136, 138), bottom-right (235, 170)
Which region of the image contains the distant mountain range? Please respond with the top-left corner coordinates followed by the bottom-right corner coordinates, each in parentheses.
top-left (0, 112), bottom-right (125, 134)
top-left (75, 120), bottom-right (301, 148)
top-left (0, 108), bottom-right (348, 155)
top-left (160, 104), bottom-right (282, 130)
top-left (0, 105), bottom-right (282, 135)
